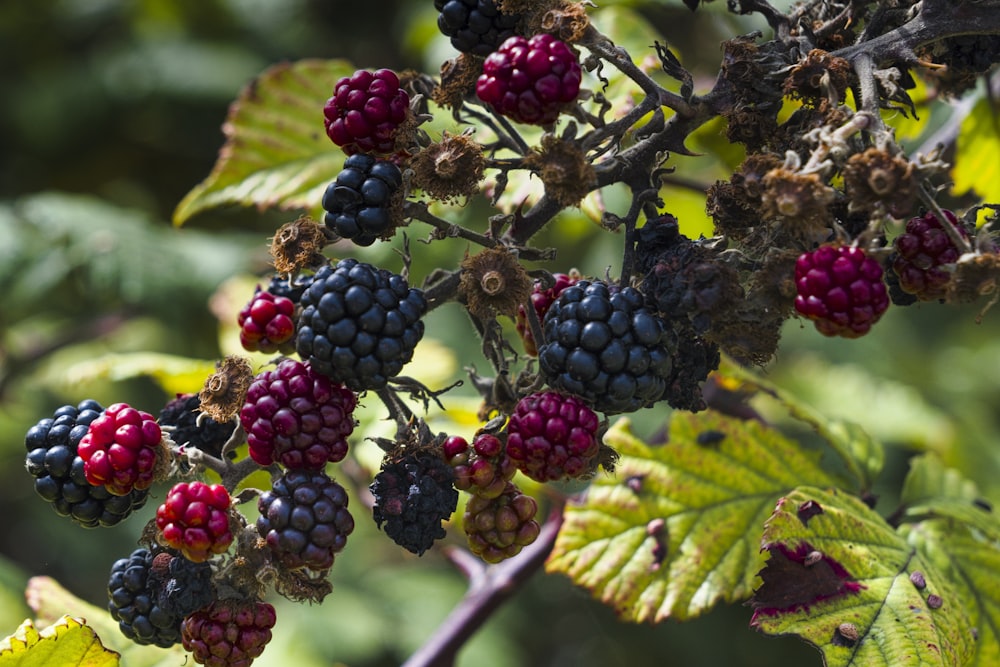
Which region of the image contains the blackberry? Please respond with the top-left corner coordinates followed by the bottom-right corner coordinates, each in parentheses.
top-left (371, 450), bottom-right (459, 555)
top-left (323, 68), bottom-right (410, 156)
top-left (464, 482), bottom-right (540, 563)
top-left (159, 393), bottom-right (236, 461)
top-left (181, 599), bottom-right (276, 667)
top-left (515, 271), bottom-right (580, 356)
top-left (892, 209), bottom-right (969, 301)
top-left (77, 402), bottom-right (161, 496)
top-left (476, 34), bottom-right (582, 125)
top-left (443, 432), bottom-right (516, 499)
top-left (538, 280), bottom-right (674, 414)
top-left (266, 274), bottom-right (311, 304)
top-left (24, 400), bottom-right (148, 528)
top-left (505, 391), bottom-right (601, 482)
top-left (237, 286), bottom-right (297, 354)
top-left (794, 245), bottom-right (890, 338)
top-left (156, 481), bottom-right (234, 563)
top-left (256, 469), bottom-right (354, 571)
top-left (107, 547), bottom-right (213, 648)
top-left (434, 0), bottom-right (520, 57)
top-left (296, 259), bottom-right (428, 391)
top-left (322, 154), bottom-right (403, 246)
top-left (239, 359), bottom-right (357, 470)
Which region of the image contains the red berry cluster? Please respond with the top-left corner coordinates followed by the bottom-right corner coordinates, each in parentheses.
top-left (515, 271), bottom-right (580, 356)
top-left (794, 245), bottom-right (890, 338)
top-left (240, 359), bottom-right (358, 470)
top-left (476, 34), bottom-right (582, 125)
top-left (444, 432), bottom-right (516, 499)
top-left (323, 69), bottom-right (410, 155)
top-left (506, 391), bottom-right (601, 482)
top-left (78, 402), bottom-right (161, 496)
top-left (464, 482), bottom-right (541, 564)
top-left (156, 481), bottom-right (233, 563)
top-left (181, 600), bottom-right (276, 667)
top-left (892, 209), bottom-right (968, 301)
top-left (238, 287), bottom-right (296, 354)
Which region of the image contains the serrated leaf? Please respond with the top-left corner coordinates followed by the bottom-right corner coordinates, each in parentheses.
top-left (0, 616), bottom-right (118, 667)
top-left (173, 59), bottom-right (357, 226)
top-left (900, 453), bottom-right (980, 507)
top-left (953, 95), bottom-right (1000, 202)
top-left (751, 487), bottom-right (975, 667)
top-left (546, 411), bottom-right (840, 623)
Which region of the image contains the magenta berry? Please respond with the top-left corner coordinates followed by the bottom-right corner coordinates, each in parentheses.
top-left (445, 433), bottom-right (517, 499)
top-left (156, 481), bottom-right (233, 563)
top-left (515, 271), bottom-right (580, 356)
top-left (464, 482), bottom-right (540, 563)
top-left (476, 34), bottom-right (582, 125)
top-left (181, 599), bottom-right (276, 667)
top-left (238, 287), bottom-right (296, 354)
top-left (323, 68), bottom-right (410, 156)
top-left (239, 359), bottom-right (358, 470)
top-left (794, 245), bottom-right (890, 338)
top-left (77, 402), bottom-right (161, 496)
top-left (505, 391), bottom-right (601, 482)
top-left (892, 209), bottom-right (968, 301)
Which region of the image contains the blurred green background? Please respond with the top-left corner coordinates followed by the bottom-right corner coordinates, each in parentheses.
top-left (2, 1), bottom-right (998, 666)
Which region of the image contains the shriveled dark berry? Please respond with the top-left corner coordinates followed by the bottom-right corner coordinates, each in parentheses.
top-left (371, 450), bottom-right (458, 555)
top-left (159, 393), bottom-right (236, 462)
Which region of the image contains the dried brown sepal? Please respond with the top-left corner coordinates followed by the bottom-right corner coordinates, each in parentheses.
top-left (270, 217), bottom-right (328, 274)
top-left (410, 131), bottom-right (486, 202)
top-left (433, 54), bottom-right (484, 113)
top-left (198, 355), bottom-right (254, 423)
top-left (707, 153), bottom-right (784, 242)
top-left (843, 147), bottom-right (917, 217)
top-left (718, 35), bottom-right (782, 151)
top-left (459, 246), bottom-right (534, 321)
top-left (782, 49), bottom-right (852, 106)
top-left (948, 251), bottom-right (1000, 312)
top-left (760, 167), bottom-right (835, 234)
top-left (523, 134), bottom-right (596, 208)
top-left (539, 1), bottom-right (591, 44)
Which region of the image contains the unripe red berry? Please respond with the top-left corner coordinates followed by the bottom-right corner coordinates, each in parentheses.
top-left (506, 391), bottom-right (601, 482)
top-left (323, 69), bottom-right (410, 156)
top-left (77, 402), bottom-right (161, 496)
top-left (181, 599), bottom-right (276, 667)
top-left (156, 481), bottom-right (233, 563)
top-left (794, 245), bottom-right (889, 338)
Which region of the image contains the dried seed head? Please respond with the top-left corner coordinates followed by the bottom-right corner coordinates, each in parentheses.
top-left (270, 217), bottom-right (328, 274)
top-left (540, 1), bottom-right (591, 44)
top-left (760, 167), bottom-right (835, 232)
top-left (459, 247), bottom-right (534, 321)
top-left (199, 355), bottom-right (254, 423)
top-left (948, 250), bottom-right (1000, 312)
top-left (843, 148), bottom-right (916, 217)
top-left (434, 54), bottom-right (483, 112)
top-left (783, 49), bottom-right (852, 105)
top-left (410, 132), bottom-right (485, 202)
top-left (524, 134), bottom-right (596, 208)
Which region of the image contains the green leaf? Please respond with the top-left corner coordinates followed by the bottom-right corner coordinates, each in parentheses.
top-left (59, 352), bottom-right (218, 396)
top-left (751, 487), bottom-right (975, 667)
top-left (900, 453), bottom-right (980, 507)
top-left (546, 411), bottom-right (840, 622)
top-left (173, 59), bottom-right (356, 226)
top-left (953, 95), bottom-right (1000, 203)
top-left (0, 616), bottom-right (118, 667)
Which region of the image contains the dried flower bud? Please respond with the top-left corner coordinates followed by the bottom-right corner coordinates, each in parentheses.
top-left (410, 131), bottom-right (485, 202)
top-left (270, 217), bottom-right (328, 274)
top-left (783, 49), bottom-right (852, 105)
top-left (843, 147), bottom-right (916, 217)
top-left (433, 54), bottom-right (483, 112)
top-left (524, 134), bottom-right (596, 208)
top-left (459, 246), bottom-right (534, 321)
top-left (198, 355), bottom-right (254, 423)
top-left (760, 167), bottom-right (835, 232)
top-left (540, 1), bottom-right (590, 44)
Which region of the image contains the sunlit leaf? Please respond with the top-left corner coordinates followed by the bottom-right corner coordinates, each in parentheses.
top-left (60, 352), bottom-right (218, 396)
top-left (751, 487), bottom-right (975, 667)
top-left (0, 616), bottom-right (118, 667)
top-left (900, 453), bottom-right (980, 507)
top-left (173, 59), bottom-right (357, 226)
top-left (546, 411), bottom-right (840, 622)
top-left (953, 96), bottom-right (1000, 202)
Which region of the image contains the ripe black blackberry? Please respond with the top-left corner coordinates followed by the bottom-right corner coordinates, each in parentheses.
top-left (256, 470), bottom-right (354, 571)
top-left (434, 0), bottom-right (520, 57)
top-left (296, 259), bottom-right (427, 391)
top-left (24, 400), bottom-right (148, 528)
top-left (159, 393), bottom-right (236, 462)
top-left (538, 280), bottom-right (674, 414)
top-left (322, 154), bottom-right (403, 246)
top-left (107, 547), bottom-right (214, 648)
top-left (371, 450), bottom-right (459, 555)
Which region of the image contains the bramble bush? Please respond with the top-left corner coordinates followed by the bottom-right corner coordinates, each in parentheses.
top-left (5, 1), bottom-right (1000, 666)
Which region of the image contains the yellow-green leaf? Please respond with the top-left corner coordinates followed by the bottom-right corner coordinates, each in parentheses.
top-left (59, 352), bottom-right (218, 396)
top-left (173, 59), bottom-right (357, 226)
top-left (752, 487), bottom-right (975, 667)
top-left (953, 96), bottom-right (1000, 203)
top-left (546, 411), bottom-right (840, 623)
top-left (0, 616), bottom-right (118, 667)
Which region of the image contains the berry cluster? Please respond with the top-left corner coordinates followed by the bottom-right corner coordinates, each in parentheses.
top-left (794, 245), bottom-right (890, 338)
top-left (155, 481), bottom-right (234, 563)
top-left (240, 358), bottom-right (357, 469)
top-left (444, 432), bottom-right (516, 499)
top-left (296, 259), bottom-right (428, 391)
top-left (463, 483), bottom-right (541, 564)
top-left (238, 286), bottom-right (297, 354)
top-left (434, 0), bottom-right (520, 57)
top-left (322, 154), bottom-right (403, 246)
top-left (181, 600), bottom-right (276, 667)
top-left (506, 391), bottom-right (601, 482)
top-left (323, 69), bottom-right (409, 156)
top-left (78, 402), bottom-right (161, 496)
top-left (892, 209), bottom-right (968, 301)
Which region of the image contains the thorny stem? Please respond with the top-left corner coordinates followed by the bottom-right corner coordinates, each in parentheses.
top-left (401, 509), bottom-right (564, 667)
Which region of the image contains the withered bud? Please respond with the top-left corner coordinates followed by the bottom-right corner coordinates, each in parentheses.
top-left (198, 355), bottom-right (254, 423)
top-left (270, 217), bottom-right (328, 274)
top-left (459, 246), bottom-right (533, 321)
top-left (760, 167), bottom-right (835, 229)
top-left (843, 147), bottom-right (916, 217)
top-left (948, 250), bottom-right (1000, 315)
top-left (410, 131), bottom-right (486, 202)
top-left (433, 54), bottom-right (483, 112)
top-left (540, 1), bottom-right (590, 44)
top-left (524, 134), bottom-right (596, 208)
top-left (783, 49), bottom-right (852, 105)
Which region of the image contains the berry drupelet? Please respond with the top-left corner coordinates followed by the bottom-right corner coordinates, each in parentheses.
top-left (323, 69), bottom-right (409, 156)
top-left (794, 245), bottom-right (890, 338)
